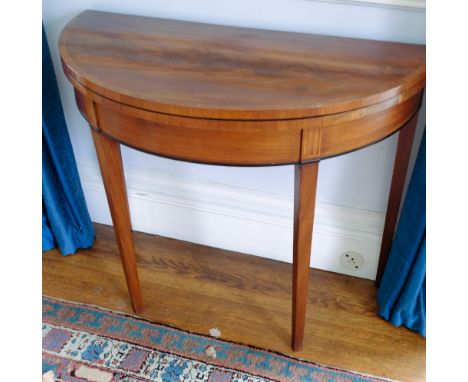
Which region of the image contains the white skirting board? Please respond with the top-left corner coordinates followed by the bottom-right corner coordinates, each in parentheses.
top-left (77, 162), bottom-right (385, 280)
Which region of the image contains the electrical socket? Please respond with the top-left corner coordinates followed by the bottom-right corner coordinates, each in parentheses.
top-left (340, 251), bottom-right (364, 271)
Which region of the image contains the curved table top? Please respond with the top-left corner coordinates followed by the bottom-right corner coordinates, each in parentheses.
top-left (60, 10), bottom-right (425, 121)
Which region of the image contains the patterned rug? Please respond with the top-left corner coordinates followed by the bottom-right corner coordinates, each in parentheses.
top-left (42, 296), bottom-right (389, 382)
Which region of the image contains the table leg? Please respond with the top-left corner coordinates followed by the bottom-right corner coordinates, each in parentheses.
top-left (292, 162), bottom-right (319, 351)
top-left (375, 111), bottom-right (419, 286)
top-left (91, 129), bottom-right (143, 313)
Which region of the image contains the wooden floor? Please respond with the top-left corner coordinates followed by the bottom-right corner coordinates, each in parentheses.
top-left (43, 224), bottom-right (425, 381)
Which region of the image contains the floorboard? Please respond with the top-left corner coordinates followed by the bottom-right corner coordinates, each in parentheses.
top-left (42, 224), bottom-right (425, 381)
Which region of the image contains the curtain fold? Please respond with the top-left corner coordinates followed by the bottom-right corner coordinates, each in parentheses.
top-left (377, 132), bottom-right (426, 336)
top-left (42, 24), bottom-right (95, 255)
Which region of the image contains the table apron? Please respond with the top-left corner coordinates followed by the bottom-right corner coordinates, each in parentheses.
top-left (74, 88), bottom-right (422, 166)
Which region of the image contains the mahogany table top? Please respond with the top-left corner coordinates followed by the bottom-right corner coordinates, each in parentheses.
top-left (59, 10), bottom-right (425, 121)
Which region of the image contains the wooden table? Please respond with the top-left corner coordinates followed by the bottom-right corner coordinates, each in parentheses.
top-left (59, 10), bottom-right (425, 350)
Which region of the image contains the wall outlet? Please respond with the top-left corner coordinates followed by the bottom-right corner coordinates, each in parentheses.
top-left (340, 251), bottom-right (364, 271)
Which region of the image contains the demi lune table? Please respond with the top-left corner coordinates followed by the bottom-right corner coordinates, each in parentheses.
top-left (59, 10), bottom-right (426, 350)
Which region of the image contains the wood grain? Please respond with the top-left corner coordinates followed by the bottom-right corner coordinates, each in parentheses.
top-left (59, 10), bottom-right (426, 351)
top-left (42, 224), bottom-right (425, 381)
top-left (91, 130), bottom-right (142, 312)
top-left (72, 83), bottom-right (421, 166)
top-left (318, 91), bottom-right (421, 160)
top-left (96, 102), bottom-right (304, 165)
top-left (60, 10), bottom-right (425, 120)
top-left (292, 162), bottom-right (319, 350)
top-left (375, 111), bottom-right (420, 285)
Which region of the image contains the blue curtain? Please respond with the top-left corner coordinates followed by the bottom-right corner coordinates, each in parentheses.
top-left (377, 132), bottom-right (426, 336)
top-left (42, 25), bottom-right (95, 255)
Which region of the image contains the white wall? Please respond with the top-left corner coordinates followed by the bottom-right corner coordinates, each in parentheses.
top-left (43, 0), bottom-right (425, 279)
